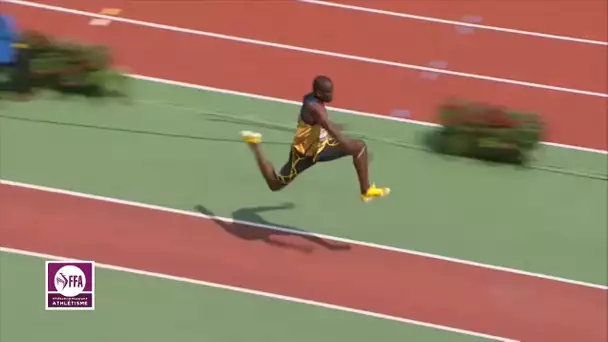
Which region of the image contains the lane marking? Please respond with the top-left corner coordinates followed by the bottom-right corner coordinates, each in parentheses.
top-left (297, 0), bottom-right (608, 46)
top-left (89, 18), bottom-right (110, 26)
top-left (129, 73), bottom-right (608, 154)
top-left (5, 0), bottom-right (608, 98)
top-left (0, 247), bottom-right (518, 341)
top-left (89, 8), bottom-right (121, 26)
top-left (100, 8), bottom-right (121, 16)
top-left (1, 179), bottom-right (606, 291)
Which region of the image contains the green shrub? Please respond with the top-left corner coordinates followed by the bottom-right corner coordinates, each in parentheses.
top-left (10, 30), bottom-right (129, 99)
top-left (428, 99), bottom-right (544, 164)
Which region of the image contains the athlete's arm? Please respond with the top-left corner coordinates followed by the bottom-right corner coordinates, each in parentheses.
top-left (308, 103), bottom-right (358, 154)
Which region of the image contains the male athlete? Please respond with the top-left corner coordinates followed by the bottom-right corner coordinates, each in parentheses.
top-left (240, 75), bottom-right (390, 202)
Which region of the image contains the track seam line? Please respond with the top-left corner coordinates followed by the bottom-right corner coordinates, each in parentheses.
top-left (0, 247), bottom-right (519, 341)
top-left (5, 0), bottom-right (608, 98)
top-left (1, 179), bottom-right (606, 291)
top-left (129, 74), bottom-right (608, 154)
top-left (297, 0), bottom-right (608, 46)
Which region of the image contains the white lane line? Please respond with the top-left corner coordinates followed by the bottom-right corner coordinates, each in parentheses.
top-left (2, 70), bottom-right (605, 154)
top-left (0, 247), bottom-right (519, 341)
top-left (5, 0), bottom-right (608, 98)
top-left (1, 179), bottom-right (606, 291)
top-left (129, 74), bottom-right (608, 154)
top-left (297, 0), bottom-right (608, 46)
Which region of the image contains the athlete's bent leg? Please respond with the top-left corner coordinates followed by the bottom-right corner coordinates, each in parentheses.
top-left (349, 139), bottom-right (390, 202)
top-left (249, 144), bottom-right (286, 191)
top-left (240, 131), bottom-right (285, 191)
top-left (350, 139), bottom-right (371, 194)
top-left (316, 139), bottom-right (370, 194)
top-left (318, 138), bottom-right (389, 202)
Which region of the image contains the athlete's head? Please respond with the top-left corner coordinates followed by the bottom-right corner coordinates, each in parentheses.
top-left (313, 75), bottom-right (333, 103)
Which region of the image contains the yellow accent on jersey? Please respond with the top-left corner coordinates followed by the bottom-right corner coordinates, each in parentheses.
top-left (292, 116), bottom-right (328, 157)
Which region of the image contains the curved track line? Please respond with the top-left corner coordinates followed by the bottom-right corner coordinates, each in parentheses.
top-left (1, 179), bottom-right (606, 290)
top-left (121, 0), bottom-right (607, 93)
top-left (0, 247), bottom-right (518, 342)
top-left (130, 74), bottom-right (608, 154)
top-left (5, 0), bottom-right (607, 98)
top-left (6, 5), bottom-right (606, 152)
top-left (297, 0), bottom-right (608, 46)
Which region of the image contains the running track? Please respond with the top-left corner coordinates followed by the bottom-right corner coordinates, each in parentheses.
top-left (5, 0), bottom-right (608, 151)
top-left (2, 1), bottom-right (608, 341)
top-left (307, 0), bottom-right (608, 42)
top-left (2, 183), bottom-right (607, 342)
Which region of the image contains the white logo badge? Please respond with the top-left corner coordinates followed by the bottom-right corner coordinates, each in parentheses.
top-left (54, 265), bottom-right (87, 297)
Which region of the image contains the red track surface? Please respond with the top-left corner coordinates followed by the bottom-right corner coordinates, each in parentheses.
top-left (31, 0), bottom-right (608, 93)
top-left (6, 4), bottom-right (608, 150)
top-left (2, 184), bottom-right (607, 341)
top-left (328, 0), bottom-right (608, 42)
top-left (2, 3), bottom-right (608, 341)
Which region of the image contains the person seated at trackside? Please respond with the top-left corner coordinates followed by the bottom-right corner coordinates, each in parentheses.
top-left (0, 12), bottom-right (32, 100)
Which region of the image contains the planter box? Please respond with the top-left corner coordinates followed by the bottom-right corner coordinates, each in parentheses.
top-left (2, 30), bottom-right (128, 99)
top-left (428, 99), bottom-right (544, 164)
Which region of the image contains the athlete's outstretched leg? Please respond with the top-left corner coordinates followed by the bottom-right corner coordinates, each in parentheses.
top-left (240, 131), bottom-right (285, 191)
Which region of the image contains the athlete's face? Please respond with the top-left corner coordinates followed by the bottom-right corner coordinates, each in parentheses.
top-left (315, 82), bottom-right (334, 103)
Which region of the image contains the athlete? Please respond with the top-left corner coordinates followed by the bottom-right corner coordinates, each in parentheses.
top-left (240, 75), bottom-right (390, 203)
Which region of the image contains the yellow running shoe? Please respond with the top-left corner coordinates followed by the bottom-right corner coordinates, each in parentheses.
top-left (361, 183), bottom-right (390, 203)
top-left (240, 130), bottom-right (262, 145)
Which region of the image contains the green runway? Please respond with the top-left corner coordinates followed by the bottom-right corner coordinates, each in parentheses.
top-left (1, 78), bottom-right (606, 341)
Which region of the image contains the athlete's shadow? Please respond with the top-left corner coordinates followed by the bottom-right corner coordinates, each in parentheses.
top-left (193, 203), bottom-right (351, 254)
